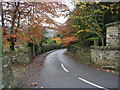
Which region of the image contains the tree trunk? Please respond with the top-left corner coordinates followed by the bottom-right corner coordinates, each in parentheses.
top-left (10, 2), bottom-right (20, 51)
top-left (1, 6), bottom-right (4, 27)
top-left (0, 1), bottom-right (3, 58)
top-left (101, 36), bottom-right (105, 46)
top-left (94, 39), bottom-right (99, 46)
top-left (10, 38), bottom-right (15, 51)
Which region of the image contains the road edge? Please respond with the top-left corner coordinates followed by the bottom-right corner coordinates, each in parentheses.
top-left (64, 51), bottom-right (118, 74)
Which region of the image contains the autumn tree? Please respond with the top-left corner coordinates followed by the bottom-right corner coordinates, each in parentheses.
top-left (2, 2), bottom-right (67, 51)
top-left (61, 2), bottom-right (120, 47)
top-left (75, 2), bottom-right (120, 46)
top-left (0, 1), bottom-right (2, 57)
top-left (2, 2), bottom-right (33, 50)
top-left (59, 19), bottom-right (78, 46)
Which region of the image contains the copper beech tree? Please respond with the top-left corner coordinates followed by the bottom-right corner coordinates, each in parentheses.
top-left (2, 2), bottom-right (67, 51)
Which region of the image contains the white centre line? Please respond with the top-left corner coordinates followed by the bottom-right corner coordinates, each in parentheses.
top-left (78, 77), bottom-right (109, 90)
top-left (61, 64), bottom-right (69, 72)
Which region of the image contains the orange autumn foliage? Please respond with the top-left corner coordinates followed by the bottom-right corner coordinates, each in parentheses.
top-left (2, 2), bottom-right (67, 50)
top-left (62, 37), bottom-right (78, 46)
top-left (50, 37), bottom-right (62, 44)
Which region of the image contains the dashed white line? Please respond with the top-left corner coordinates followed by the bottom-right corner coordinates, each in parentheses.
top-left (61, 64), bottom-right (69, 72)
top-left (78, 77), bottom-right (109, 90)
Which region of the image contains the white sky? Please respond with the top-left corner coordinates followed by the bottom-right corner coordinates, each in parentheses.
top-left (53, 0), bottom-right (75, 24)
top-left (54, 16), bottom-right (68, 24)
top-left (0, 0), bottom-right (75, 26)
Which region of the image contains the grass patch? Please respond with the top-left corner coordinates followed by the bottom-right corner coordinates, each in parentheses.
top-left (101, 66), bottom-right (120, 71)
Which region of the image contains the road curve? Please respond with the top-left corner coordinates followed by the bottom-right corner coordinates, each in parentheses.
top-left (37, 49), bottom-right (118, 89)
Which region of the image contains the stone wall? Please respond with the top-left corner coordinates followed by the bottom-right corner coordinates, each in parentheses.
top-left (35, 44), bottom-right (64, 56)
top-left (91, 21), bottom-right (120, 67)
top-left (106, 21), bottom-right (120, 46)
top-left (0, 58), bottom-right (3, 89)
top-left (2, 47), bottom-right (33, 89)
top-left (2, 57), bottom-right (17, 89)
top-left (4, 47), bottom-right (33, 65)
top-left (91, 46), bottom-right (120, 66)
top-left (68, 45), bottom-right (91, 63)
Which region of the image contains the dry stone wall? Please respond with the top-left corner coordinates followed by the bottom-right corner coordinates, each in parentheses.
top-left (91, 21), bottom-right (120, 67)
top-left (4, 48), bottom-right (33, 65)
top-left (2, 57), bottom-right (17, 89)
top-left (91, 46), bottom-right (120, 66)
top-left (106, 22), bottom-right (120, 46)
top-left (2, 47), bottom-right (33, 89)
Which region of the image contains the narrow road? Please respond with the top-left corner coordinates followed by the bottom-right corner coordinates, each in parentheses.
top-left (36, 49), bottom-right (118, 89)
top-left (17, 49), bottom-right (119, 89)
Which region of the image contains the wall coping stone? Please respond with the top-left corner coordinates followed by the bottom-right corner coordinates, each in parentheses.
top-left (105, 21), bottom-right (120, 27)
top-left (91, 46), bottom-right (120, 50)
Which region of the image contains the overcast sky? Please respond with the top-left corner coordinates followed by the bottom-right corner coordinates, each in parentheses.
top-left (0, 0), bottom-right (75, 26)
top-left (54, 0), bottom-right (75, 24)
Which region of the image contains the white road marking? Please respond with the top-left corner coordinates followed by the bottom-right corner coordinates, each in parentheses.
top-left (61, 64), bottom-right (69, 72)
top-left (78, 77), bottom-right (109, 90)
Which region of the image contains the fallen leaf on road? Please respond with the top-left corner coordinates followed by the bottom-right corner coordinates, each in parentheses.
top-left (30, 82), bottom-right (38, 86)
top-left (24, 82), bottom-right (38, 86)
top-left (40, 86), bottom-right (44, 88)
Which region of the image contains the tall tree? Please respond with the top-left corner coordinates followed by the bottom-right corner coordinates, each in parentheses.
top-left (2, 2), bottom-right (67, 51)
top-left (61, 2), bottom-right (120, 46)
top-left (0, 0), bottom-right (3, 57)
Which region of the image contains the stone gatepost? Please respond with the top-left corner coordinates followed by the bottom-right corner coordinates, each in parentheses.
top-left (91, 21), bottom-right (120, 67)
top-left (106, 21), bottom-right (120, 46)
